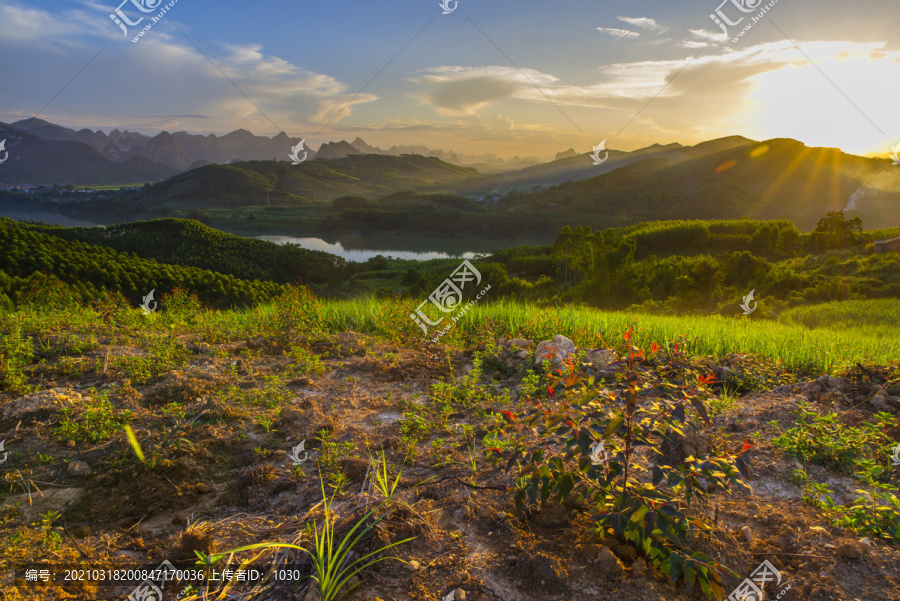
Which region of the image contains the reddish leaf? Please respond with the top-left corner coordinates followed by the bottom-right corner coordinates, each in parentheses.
top-left (698, 373), bottom-right (719, 385)
top-left (741, 439), bottom-right (755, 453)
top-left (651, 342), bottom-right (659, 353)
top-left (674, 343), bottom-right (679, 352)
top-left (501, 410), bottom-right (516, 423)
top-left (546, 385), bottom-right (555, 397)
top-left (623, 328), bottom-right (633, 342)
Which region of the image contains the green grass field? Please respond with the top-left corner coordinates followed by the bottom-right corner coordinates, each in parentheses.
top-left (4, 293), bottom-right (898, 379)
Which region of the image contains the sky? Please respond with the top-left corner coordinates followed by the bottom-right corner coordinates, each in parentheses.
top-left (1, 0), bottom-right (899, 160)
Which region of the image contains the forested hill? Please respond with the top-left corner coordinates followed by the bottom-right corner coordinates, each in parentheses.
top-left (147, 154), bottom-right (488, 205)
top-left (505, 138), bottom-right (900, 231)
top-left (18, 218), bottom-right (346, 285)
top-left (0, 218), bottom-right (288, 310)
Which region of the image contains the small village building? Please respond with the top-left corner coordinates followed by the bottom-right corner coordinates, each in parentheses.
top-left (874, 237), bottom-right (900, 254)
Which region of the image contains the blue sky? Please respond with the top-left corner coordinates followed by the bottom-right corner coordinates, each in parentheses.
top-left (1, 0), bottom-right (899, 159)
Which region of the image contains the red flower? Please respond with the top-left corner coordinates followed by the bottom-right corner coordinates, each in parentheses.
top-left (546, 385), bottom-right (555, 397)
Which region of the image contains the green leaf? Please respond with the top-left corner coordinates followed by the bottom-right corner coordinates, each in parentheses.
top-left (558, 474), bottom-right (575, 502)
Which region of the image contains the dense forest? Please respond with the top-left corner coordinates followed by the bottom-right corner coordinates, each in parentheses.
top-left (0, 218), bottom-right (287, 310)
top-left (3, 212), bottom-right (899, 319)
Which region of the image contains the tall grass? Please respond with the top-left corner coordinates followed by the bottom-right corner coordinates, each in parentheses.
top-left (3, 294), bottom-right (897, 378)
top-left (317, 298), bottom-right (900, 372)
top-left (779, 298), bottom-right (900, 339)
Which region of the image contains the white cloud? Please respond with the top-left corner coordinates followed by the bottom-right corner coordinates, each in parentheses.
top-left (596, 27), bottom-right (640, 39)
top-left (617, 16), bottom-right (668, 35)
top-left (690, 28), bottom-right (729, 44)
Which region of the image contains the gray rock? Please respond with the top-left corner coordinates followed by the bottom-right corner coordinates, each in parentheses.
top-left (533, 335), bottom-right (575, 369)
top-left (581, 348), bottom-right (616, 370)
top-left (827, 376), bottom-right (843, 388)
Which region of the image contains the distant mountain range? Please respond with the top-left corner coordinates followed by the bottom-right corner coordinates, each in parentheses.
top-left (0, 118), bottom-right (542, 185)
top-left (2, 118), bottom-right (900, 230)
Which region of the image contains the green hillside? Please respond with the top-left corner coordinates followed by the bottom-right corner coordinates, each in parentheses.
top-left (0, 217), bottom-right (286, 309)
top-left (18, 218), bottom-right (346, 285)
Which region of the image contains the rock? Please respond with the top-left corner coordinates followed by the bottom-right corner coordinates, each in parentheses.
top-left (836, 543), bottom-right (864, 559)
top-left (515, 351), bottom-right (530, 360)
top-left (683, 430), bottom-right (710, 459)
top-left (508, 338), bottom-right (534, 350)
top-left (870, 395), bottom-right (889, 412)
top-left (408, 559), bottom-right (421, 571)
top-left (827, 376), bottom-right (843, 388)
top-left (195, 482), bottom-right (212, 494)
top-left (741, 526), bottom-right (753, 544)
top-left (445, 589), bottom-right (466, 601)
top-left (67, 460), bottom-right (92, 476)
top-left (533, 335), bottom-right (575, 369)
top-left (581, 348), bottom-right (616, 370)
top-left (631, 558), bottom-right (646, 576)
top-left (596, 547), bottom-right (625, 578)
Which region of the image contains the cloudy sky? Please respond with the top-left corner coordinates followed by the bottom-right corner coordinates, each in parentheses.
top-left (1, 0), bottom-right (899, 159)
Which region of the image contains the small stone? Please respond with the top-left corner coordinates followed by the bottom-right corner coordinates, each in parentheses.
top-left (408, 559), bottom-right (421, 571)
top-left (631, 558), bottom-right (646, 575)
top-left (827, 376), bottom-right (842, 388)
top-left (451, 589), bottom-right (466, 601)
top-left (72, 525), bottom-right (91, 538)
top-left (195, 482), bottom-right (211, 494)
top-left (596, 546), bottom-right (625, 578)
top-left (509, 338), bottom-right (533, 349)
top-left (67, 460), bottom-right (92, 476)
top-left (741, 526), bottom-right (753, 544)
top-left (836, 543), bottom-right (864, 559)
top-left (858, 537), bottom-right (873, 547)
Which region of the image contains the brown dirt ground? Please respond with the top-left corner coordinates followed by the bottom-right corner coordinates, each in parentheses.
top-left (0, 332), bottom-right (899, 601)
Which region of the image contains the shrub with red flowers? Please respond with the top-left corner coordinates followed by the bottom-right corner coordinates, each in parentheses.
top-left (504, 332), bottom-right (754, 600)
